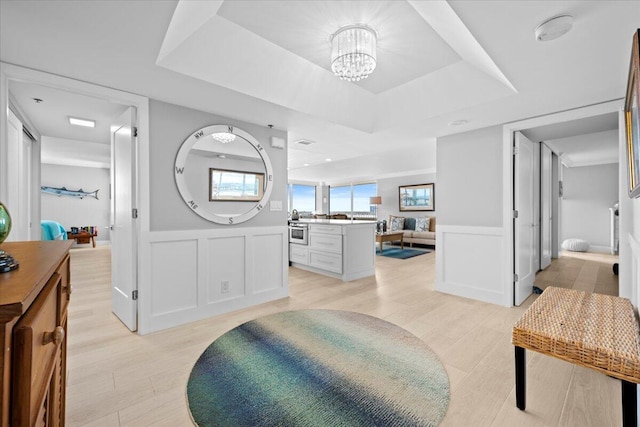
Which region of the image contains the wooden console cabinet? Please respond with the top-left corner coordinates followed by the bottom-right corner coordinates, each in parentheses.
top-left (0, 241), bottom-right (72, 426)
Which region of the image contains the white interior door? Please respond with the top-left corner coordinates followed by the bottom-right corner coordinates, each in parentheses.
top-left (540, 144), bottom-right (552, 269)
top-left (514, 132), bottom-right (536, 305)
top-left (111, 107), bottom-right (137, 331)
top-left (6, 109), bottom-right (32, 241)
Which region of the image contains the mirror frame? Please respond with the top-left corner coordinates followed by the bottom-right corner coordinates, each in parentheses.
top-left (175, 124), bottom-right (274, 225)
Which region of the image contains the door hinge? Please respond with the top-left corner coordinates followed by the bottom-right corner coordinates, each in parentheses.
top-left (132, 126), bottom-right (138, 138)
top-left (513, 210), bottom-right (519, 218)
top-left (132, 208), bottom-right (138, 219)
top-left (512, 146), bottom-right (518, 155)
top-left (132, 290), bottom-right (138, 300)
top-left (514, 274), bottom-right (519, 282)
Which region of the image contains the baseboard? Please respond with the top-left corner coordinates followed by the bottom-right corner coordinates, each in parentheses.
top-left (588, 245), bottom-right (611, 254)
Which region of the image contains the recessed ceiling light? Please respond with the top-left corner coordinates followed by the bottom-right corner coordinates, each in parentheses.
top-left (535, 15), bottom-right (573, 42)
top-left (69, 116), bottom-right (95, 128)
top-left (303, 163), bottom-right (310, 166)
top-left (448, 119), bottom-right (468, 126)
top-left (325, 158), bottom-right (332, 162)
top-left (217, 154), bottom-right (226, 159)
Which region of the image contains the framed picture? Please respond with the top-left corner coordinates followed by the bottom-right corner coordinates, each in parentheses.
top-left (209, 168), bottom-right (264, 202)
top-left (625, 29), bottom-right (640, 198)
top-left (399, 183), bottom-right (435, 212)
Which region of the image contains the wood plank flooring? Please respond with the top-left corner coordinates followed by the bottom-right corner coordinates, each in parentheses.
top-left (65, 246), bottom-right (621, 426)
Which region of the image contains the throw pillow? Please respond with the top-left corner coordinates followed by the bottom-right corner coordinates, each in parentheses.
top-left (415, 217), bottom-right (430, 232)
top-left (389, 216), bottom-right (405, 231)
top-left (404, 217), bottom-right (416, 230)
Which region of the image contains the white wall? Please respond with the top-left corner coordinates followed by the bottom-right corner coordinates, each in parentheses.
top-left (561, 163), bottom-right (618, 252)
top-left (435, 126), bottom-right (509, 306)
top-left (437, 126), bottom-right (503, 227)
top-left (41, 163), bottom-right (110, 242)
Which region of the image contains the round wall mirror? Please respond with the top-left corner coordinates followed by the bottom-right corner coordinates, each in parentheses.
top-left (175, 125), bottom-right (273, 225)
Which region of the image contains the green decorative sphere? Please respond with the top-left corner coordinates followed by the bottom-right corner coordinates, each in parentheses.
top-left (0, 202), bottom-right (12, 244)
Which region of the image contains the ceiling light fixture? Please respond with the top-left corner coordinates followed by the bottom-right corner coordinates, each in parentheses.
top-left (448, 119), bottom-right (468, 126)
top-left (330, 24), bottom-right (377, 82)
top-left (535, 15), bottom-right (573, 42)
top-left (69, 116), bottom-right (95, 128)
top-left (211, 133), bottom-right (236, 143)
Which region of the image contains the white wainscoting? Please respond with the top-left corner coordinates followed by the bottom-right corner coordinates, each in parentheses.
top-left (629, 233), bottom-right (640, 310)
top-left (138, 226), bottom-right (288, 334)
top-left (436, 225), bottom-right (511, 306)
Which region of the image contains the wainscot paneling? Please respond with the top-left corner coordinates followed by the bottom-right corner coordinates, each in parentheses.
top-left (150, 240), bottom-right (198, 316)
top-left (436, 225), bottom-right (510, 306)
top-left (630, 233), bottom-right (640, 310)
top-left (139, 226), bottom-right (288, 334)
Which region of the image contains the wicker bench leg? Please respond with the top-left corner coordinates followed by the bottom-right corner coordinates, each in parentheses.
top-left (515, 346), bottom-right (526, 410)
top-left (622, 380), bottom-right (637, 427)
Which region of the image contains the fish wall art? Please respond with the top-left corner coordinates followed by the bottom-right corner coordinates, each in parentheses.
top-left (41, 186), bottom-right (99, 200)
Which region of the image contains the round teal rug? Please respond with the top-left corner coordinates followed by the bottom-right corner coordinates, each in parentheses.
top-left (187, 309), bottom-right (450, 426)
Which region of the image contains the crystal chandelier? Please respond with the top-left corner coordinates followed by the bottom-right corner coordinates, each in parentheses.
top-left (212, 128), bottom-right (236, 144)
top-left (330, 24), bottom-right (377, 82)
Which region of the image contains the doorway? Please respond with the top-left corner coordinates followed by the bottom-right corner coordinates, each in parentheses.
top-left (504, 100), bottom-right (624, 306)
top-left (0, 62), bottom-right (148, 332)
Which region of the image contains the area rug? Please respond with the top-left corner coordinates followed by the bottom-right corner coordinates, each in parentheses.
top-left (376, 246), bottom-right (432, 259)
top-left (187, 309), bottom-right (450, 427)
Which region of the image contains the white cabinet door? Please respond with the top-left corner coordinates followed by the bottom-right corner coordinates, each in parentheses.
top-left (289, 244), bottom-right (309, 265)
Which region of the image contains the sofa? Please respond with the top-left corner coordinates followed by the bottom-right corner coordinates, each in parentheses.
top-left (388, 215), bottom-right (436, 247)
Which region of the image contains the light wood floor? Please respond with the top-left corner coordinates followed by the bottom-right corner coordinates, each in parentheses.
top-left (66, 246), bottom-right (621, 426)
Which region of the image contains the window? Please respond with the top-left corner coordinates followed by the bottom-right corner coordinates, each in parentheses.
top-left (288, 184), bottom-right (316, 218)
top-left (329, 182), bottom-right (377, 218)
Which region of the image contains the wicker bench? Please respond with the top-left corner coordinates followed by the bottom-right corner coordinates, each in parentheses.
top-left (512, 286), bottom-right (640, 426)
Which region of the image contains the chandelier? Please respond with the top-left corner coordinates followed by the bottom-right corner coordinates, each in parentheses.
top-left (212, 127), bottom-right (236, 144)
top-left (330, 24), bottom-right (377, 82)
top-left (212, 133), bottom-right (235, 143)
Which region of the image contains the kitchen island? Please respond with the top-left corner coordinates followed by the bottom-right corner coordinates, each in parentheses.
top-left (289, 219), bottom-right (376, 281)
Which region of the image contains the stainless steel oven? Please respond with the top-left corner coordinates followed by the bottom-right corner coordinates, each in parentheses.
top-left (288, 223), bottom-right (308, 245)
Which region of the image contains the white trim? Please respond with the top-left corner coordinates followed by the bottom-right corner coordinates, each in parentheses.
top-left (502, 99), bottom-right (623, 307)
top-left (588, 245), bottom-right (612, 254)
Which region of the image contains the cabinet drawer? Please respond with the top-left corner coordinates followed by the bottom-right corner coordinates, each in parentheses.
top-left (13, 272), bottom-right (64, 427)
top-left (310, 224), bottom-right (342, 235)
top-left (289, 244), bottom-right (309, 265)
top-left (309, 250), bottom-right (342, 274)
top-left (309, 233), bottom-right (342, 254)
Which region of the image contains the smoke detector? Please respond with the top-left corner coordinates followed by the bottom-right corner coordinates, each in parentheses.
top-left (535, 15), bottom-right (573, 42)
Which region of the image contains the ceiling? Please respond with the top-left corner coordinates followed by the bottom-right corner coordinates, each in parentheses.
top-left (1, 1), bottom-right (638, 183)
